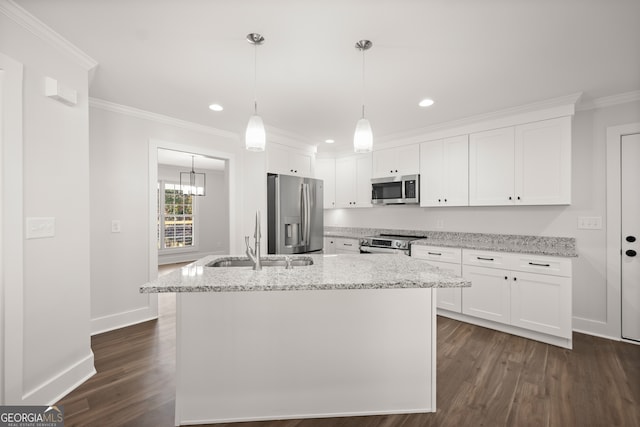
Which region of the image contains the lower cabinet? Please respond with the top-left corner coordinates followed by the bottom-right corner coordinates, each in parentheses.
top-left (412, 245), bottom-right (573, 348)
top-left (461, 250), bottom-right (573, 347)
top-left (323, 237), bottom-right (336, 254)
top-left (411, 245), bottom-right (462, 312)
top-left (333, 237), bottom-right (360, 254)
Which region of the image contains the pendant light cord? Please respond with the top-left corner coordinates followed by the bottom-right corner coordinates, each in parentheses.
top-left (253, 43), bottom-right (258, 115)
top-left (361, 47), bottom-right (366, 118)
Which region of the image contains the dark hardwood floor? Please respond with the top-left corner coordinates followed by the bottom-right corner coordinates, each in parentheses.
top-left (57, 267), bottom-right (640, 426)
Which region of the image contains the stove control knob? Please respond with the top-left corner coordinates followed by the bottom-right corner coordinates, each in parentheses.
top-left (395, 242), bottom-right (401, 248)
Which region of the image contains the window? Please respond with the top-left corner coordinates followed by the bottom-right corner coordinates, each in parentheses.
top-left (158, 182), bottom-right (196, 250)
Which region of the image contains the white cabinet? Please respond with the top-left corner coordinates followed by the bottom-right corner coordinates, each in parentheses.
top-left (333, 237), bottom-right (360, 254)
top-left (469, 116), bottom-right (571, 206)
top-left (461, 249), bottom-right (572, 345)
top-left (335, 154), bottom-right (372, 208)
top-left (411, 245), bottom-right (463, 312)
top-left (372, 144), bottom-right (420, 178)
top-left (462, 265), bottom-right (511, 323)
top-left (420, 135), bottom-right (469, 207)
top-left (267, 144), bottom-right (313, 177)
top-left (323, 237), bottom-right (336, 254)
top-left (316, 158), bottom-right (336, 209)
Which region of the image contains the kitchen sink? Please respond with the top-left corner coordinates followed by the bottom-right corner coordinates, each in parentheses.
top-left (206, 256), bottom-right (314, 268)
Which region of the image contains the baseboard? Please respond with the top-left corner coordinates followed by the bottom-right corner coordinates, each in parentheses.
top-left (21, 351), bottom-right (96, 405)
top-left (572, 316), bottom-right (619, 341)
top-left (91, 302), bottom-right (158, 336)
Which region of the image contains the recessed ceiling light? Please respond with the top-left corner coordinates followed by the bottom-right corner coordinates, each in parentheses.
top-left (325, 139), bottom-right (335, 144)
top-left (419, 98), bottom-right (434, 108)
top-left (208, 104), bottom-right (224, 111)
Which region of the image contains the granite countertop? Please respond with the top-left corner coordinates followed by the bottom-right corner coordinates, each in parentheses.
top-left (140, 254), bottom-right (470, 293)
top-left (324, 227), bottom-right (577, 257)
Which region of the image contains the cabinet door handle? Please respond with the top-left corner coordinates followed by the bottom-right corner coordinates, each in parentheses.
top-left (626, 249), bottom-right (637, 257)
top-left (477, 257), bottom-right (494, 261)
top-left (508, 196), bottom-right (513, 200)
top-left (428, 252), bottom-right (442, 256)
top-left (528, 262), bottom-right (551, 267)
top-left (344, 243), bottom-right (353, 247)
top-left (513, 277), bottom-right (517, 281)
top-left (504, 276), bottom-right (508, 280)
top-left (517, 196), bottom-right (521, 200)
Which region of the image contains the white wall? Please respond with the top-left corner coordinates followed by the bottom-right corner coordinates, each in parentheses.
top-left (157, 164), bottom-right (229, 264)
top-left (89, 104), bottom-right (264, 335)
top-left (0, 6), bottom-right (94, 404)
top-left (325, 100), bottom-right (640, 340)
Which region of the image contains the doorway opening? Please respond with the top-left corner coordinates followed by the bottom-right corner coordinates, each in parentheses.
top-left (148, 140), bottom-right (235, 318)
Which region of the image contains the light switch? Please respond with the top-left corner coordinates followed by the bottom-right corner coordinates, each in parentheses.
top-left (111, 220), bottom-right (122, 233)
top-left (26, 217), bottom-right (55, 239)
top-left (436, 220), bottom-right (445, 229)
top-left (577, 216), bottom-right (602, 230)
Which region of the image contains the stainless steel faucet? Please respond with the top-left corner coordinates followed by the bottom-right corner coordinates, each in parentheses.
top-left (245, 210), bottom-right (262, 270)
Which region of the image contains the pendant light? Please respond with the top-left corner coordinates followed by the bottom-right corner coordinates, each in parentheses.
top-left (180, 156), bottom-right (206, 196)
top-left (245, 33), bottom-right (266, 151)
top-left (354, 40), bottom-right (373, 153)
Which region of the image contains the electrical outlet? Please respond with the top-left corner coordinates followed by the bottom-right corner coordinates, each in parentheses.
top-left (26, 217), bottom-right (55, 239)
top-left (111, 220), bottom-right (122, 233)
top-left (577, 216), bottom-right (602, 230)
top-left (436, 220), bottom-right (445, 229)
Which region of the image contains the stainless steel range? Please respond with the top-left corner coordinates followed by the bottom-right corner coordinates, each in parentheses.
top-left (359, 234), bottom-right (423, 255)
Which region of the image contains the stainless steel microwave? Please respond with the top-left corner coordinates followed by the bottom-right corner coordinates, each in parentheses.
top-left (371, 174), bottom-right (420, 205)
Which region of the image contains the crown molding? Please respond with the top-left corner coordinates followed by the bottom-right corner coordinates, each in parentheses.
top-left (89, 98), bottom-right (240, 140)
top-left (374, 92), bottom-right (583, 148)
top-left (0, 0), bottom-right (98, 71)
top-left (265, 126), bottom-right (317, 153)
top-left (576, 90), bottom-right (640, 111)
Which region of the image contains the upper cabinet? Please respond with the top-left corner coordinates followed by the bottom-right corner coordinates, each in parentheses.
top-left (316, 158), bottom-right (336, 209)
top-left (420, 135), bottom-right (469, 207)
top-left (469, 116), bottom-right (571, 206)
top-left (335, 154), bottom-right (372, 208)
top-left (267, 144), bottom-right (313, 177)
top-left (372, 144), bottom-right (420, 178)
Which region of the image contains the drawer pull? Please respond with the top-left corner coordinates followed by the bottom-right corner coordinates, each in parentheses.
top-left (428, 252), bottom-right (442, 256)
top-left (528, 262), bottom-right (550, 267)
top-left (344, 243), bottom-right (353, 246)
top-left (477, 257), bottom-right (494, 261)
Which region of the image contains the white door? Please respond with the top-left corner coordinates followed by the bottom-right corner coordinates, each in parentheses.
top-left (510, 272), bottom-right (572, 338)
top-left (335, 157), bottom-right (356, 208)
top-left (419, 139), bottom-right (444, 207)
top-left (355, 154), bottom-right (372, 207)
top-left (443, 135), bottom-right (469, 206)
top-left (469, 127), bottom-right (515, 206)
top-left (462, 265), bottom-right (511, 324)
top-left (621, 133), bottom-right (640, 342)
top-left (429, 261), bottom-right (462, 313)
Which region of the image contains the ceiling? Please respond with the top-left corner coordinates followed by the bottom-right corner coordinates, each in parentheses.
top-left (15, 0), bottom-right (640, 152)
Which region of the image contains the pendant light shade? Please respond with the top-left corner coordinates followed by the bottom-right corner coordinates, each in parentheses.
top-left (245, 114), bottom-right (266, 151)
top-left (354, 40), bottom-right (373, 153)
top-left (246, 33), bottom-right (266, 152)
top-left (353, 117), bottom-right (373, 153)
top-left (181, 156), bottom-right (206, 196)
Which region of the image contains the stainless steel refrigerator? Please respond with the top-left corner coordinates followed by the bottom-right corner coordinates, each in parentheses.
top-left (267, 173), bottom-right (324, 254)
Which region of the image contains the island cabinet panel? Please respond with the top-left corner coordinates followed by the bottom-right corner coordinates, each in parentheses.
top-left (420, 135), bottom-right (469, 207)
top-left (175, 289), bottom-right (436, 425)
top-left (412, 245), bottom-right (463, 312)
top-left (469, 116), bottom-right (571, 206)
top-left (459, 249), bottom-right (573, 348)
top-left (372, 144), bottom-right (420, 178)
top-left (323, 236), bottom-right (336, 254)
top-left (335, 154), bottom-right (372, 208)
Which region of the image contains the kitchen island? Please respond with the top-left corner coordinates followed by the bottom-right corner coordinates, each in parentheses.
top-left (141, 253), bottom-right (470, 426)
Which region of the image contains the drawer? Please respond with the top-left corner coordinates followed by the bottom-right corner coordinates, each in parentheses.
top-left (412, 245), bottom-right (462, 264)
top-left (463, 250), bottom-right (512, 269)
top-left (511, 254), bottom-right (572, 277)
top-left (334, 237), bottom-right (360, 253)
